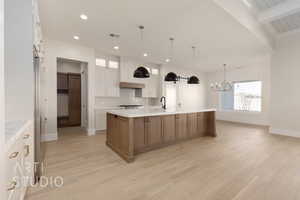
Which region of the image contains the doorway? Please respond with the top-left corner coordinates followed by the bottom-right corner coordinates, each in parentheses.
top-left (56, 58), bottom-right (88, 137)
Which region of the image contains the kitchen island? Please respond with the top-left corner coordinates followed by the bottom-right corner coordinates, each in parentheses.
top-left (106, 108), bottom-right (217, 162)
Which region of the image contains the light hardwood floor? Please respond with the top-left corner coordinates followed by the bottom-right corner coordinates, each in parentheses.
top-left (25, 121), bottom-right (300, 200)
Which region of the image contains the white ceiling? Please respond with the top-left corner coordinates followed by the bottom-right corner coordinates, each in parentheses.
top-left (38, 0), bottom-right (271, 71)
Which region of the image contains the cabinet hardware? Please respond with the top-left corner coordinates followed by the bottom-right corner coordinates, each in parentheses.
top-left (7, 181), bottom-right (17, 191)
top-left (23, 134), bottom-right (30, 139)
top-left (24, 145), bottom-right (30, 157)
top-left (9, 152), bottom-right (19, 159)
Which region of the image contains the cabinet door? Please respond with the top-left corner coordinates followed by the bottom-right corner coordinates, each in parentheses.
top-left (95, 67), bottom-right (106, 96)
top-left (106, 114), bottom-right (114, 145)
top-left (197, 112), bottom-right (207, 136)
top-left (175, 114), bottom-right (188, 140)
top-left (118, 117), bottom-right (129, 154)
top-left (96, 110), bottom-right (107, 131)
top-left (106, 68), bottom-right (120, 97)
top-left (146, 116), bottom-right (162, 146)
top-left (187, 113), bottom-right (198, 138)
top-left (162, 115), bottom-right (176, 143)
top-left (133, 118), bottom-right (146, 153)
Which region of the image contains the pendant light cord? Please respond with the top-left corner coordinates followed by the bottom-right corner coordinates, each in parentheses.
top-left (139, 26), bottom-right (145, 55)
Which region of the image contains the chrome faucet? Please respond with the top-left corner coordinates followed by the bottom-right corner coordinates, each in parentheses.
top-left (160, 96), bottom-right (166, 110)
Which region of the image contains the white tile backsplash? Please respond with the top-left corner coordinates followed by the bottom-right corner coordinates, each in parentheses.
top-left (95, 88), bottom-right (159, 108)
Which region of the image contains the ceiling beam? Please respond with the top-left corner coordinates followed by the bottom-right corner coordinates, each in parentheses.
top-left (259, 0), bottom-right (300, 23)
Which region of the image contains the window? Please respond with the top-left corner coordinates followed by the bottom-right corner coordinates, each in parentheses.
top-left (221, 81), bottom-right (262, 112)
top-left (96, 58), bottom-right (106, 67)
top-left (151, 68), bottom-right (159, 75)
top-left (108, 61), bottom-right (119, 69)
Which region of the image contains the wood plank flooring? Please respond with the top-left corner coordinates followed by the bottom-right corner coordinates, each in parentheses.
top-left (25, 121), bottom-right (300, 200)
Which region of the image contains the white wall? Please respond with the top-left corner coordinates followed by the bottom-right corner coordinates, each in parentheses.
top-left (161, 65), bottom-right (207, 109)
top-left (57, 59), bottom-right (81, 73)
top-left (4, 0), bottom-right (33, 121)
top-left (42, 39), bottom-right (96, 141)
top-left (0, 0), bottom-right (5, 198)
top-left (270, 33), bottom-right (300, 137)
top-left (206, 56), bottom-right (271, 126)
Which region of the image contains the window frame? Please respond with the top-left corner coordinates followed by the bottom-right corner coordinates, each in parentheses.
top-left (219, 80), bottom-right (263, 113)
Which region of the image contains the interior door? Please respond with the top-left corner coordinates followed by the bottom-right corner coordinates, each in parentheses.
top-left (68, 74), bottom-right (81, 126)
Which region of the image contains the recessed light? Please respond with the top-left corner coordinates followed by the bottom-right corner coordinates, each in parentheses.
top-left (73, 35), bottom-right (80, 40)
top-left (165, 58), bottom-right (170, 63)
top-left (80, 14), bottom-right (88, 20)
top-left (143, 53), bottom-right (148, 57)
top-left (113, 46), bottom-right (119, 50)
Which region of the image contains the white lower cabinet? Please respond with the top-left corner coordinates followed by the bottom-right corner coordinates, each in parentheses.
top-left (95, 109), bottom-right (107, 131)
top-left (5, 122), bottom-right (34, 200)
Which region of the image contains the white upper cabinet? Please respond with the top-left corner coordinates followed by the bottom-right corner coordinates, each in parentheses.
top-left (95, 58), bottom-right (120, 97)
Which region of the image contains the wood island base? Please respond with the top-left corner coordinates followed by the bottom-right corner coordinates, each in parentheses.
top-left (106, 111), bottom-right (217, 163)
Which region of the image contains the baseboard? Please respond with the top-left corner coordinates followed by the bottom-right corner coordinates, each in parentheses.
top-left (41, 132), bottom-right (58, 142)
top-left (269, 128), bottom-right (300, 138)
top-left (87, 128), bottom-right (96, 136)
top-left (216, 118), bottom-right (269, 127)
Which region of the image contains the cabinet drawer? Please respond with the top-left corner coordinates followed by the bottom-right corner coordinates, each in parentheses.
top-left (6, 137), bottom-right (24, 193)
top-left (22, 129), bottom-right (34, 181)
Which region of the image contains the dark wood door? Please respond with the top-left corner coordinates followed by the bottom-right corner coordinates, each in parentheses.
top-left (68, 74), bottom-right (81, 126)
top-left (162, 115), bottom-right (176, 143)
top-left (146, 116), bottom-right (162, 147)
top-left (57, 73), bottom-right (68, 90)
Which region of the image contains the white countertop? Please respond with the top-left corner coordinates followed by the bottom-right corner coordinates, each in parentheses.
top-left (107, 108), bottom-right (216, 118)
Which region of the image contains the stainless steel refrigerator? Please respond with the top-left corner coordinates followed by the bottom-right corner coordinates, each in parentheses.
top-left (33, 49), bottom-right (44, 182)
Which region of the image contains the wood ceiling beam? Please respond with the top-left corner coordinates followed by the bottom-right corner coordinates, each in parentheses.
top-left (258, 0), bottom-right (300, 23)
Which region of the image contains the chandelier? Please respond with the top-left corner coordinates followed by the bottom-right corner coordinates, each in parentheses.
top-left (210, 64), bottom-right (233, 92)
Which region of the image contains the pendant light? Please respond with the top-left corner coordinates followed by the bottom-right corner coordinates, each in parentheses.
top-left (210, 64), bottom-right (233, 92)
top-left (164, 46), bottom-right (199, 84)
top-left (165, 72), bottom-right (178, 83)
top-left (133, 25), bottom-right (150, 78)
top-left (109, 33), bottom-right (120, 50)
top-left (165, 37), bottom-right (174, 63)
top-left (187, 46), bottom-right (199, 84)
top-left (188, 76), bottom-right (199, 84)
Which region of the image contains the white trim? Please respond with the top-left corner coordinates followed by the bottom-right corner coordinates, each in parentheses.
top-left (87, 128), bottom-right (96, 136)
top-left (217, 118), bottom-right (269, 126)
top-left (269, 128), bottom-right (300, 138)
top-left (42, 132), bottom-right (58, 141)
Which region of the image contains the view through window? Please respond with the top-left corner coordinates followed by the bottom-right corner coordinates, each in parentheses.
top-left (221, 81), bottom-right (262, 112)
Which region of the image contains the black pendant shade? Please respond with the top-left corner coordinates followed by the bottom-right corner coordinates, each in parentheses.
top-left (188, 76), bottom-right (199, 84)
top-left (133, 66), bottom-right (150, 78)
top-left (164, 72), bottom-right (178, 82)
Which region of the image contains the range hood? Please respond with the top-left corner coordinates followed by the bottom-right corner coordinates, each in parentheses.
top-left (119, 82), bottom-right (145, 89)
